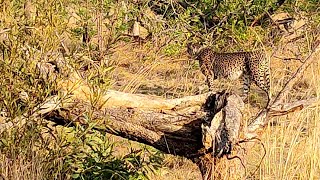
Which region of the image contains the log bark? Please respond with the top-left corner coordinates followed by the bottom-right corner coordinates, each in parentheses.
top-left (43, 90), bottom-right (230, 158)
top-left (45, 90), bottom-right (246, 179)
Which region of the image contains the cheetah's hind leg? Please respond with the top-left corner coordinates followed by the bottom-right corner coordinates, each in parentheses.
top-left (242, 70), bottom-right (251, 102)
top-left (259, 64), bottom-right (271, 103)
top-left (264, 66), bottom-right (271, 103)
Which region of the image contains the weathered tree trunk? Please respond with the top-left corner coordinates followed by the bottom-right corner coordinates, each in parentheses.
top-left (46, 90), bottom-right (247, 179)
top-left (40, 87), bottom-right (318, 179)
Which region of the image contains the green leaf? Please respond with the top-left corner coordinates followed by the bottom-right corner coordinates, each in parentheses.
top-left (71, 173), bottom-right (80, 179)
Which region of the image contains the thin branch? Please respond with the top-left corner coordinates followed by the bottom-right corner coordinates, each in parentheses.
top-left (0, 28), bottom-right (11, 34)
top-left (250, 0), bottom-right (286, 27)
top-left (0, 96), bottom-right (63, 134)
top-left (246, 40), bottom-right (320, 139)
top-left (270, 43), bottom-right (320, 107)
top-left (273, 55), bottom-right (303, 62)
top-left (269, 98), bottom-right (319, 117)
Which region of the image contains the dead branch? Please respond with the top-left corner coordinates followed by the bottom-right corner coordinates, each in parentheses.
top-left (0, 96), bottom-right (63, 134)
top-left (271, 44), bottom-right (320, 107)
top-left (274, 55), bottom-right (303, 62)
top-left (246, 40), bottom-right (320, 139)
top-left (269, 97), bottom-right (319, 117)
top-left (250, 0), bottom-right (286, 27)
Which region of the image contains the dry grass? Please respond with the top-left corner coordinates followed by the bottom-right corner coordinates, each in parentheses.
top-left (109, 41), bottom-right (204, 97)
top-left (257, 110), bottom-right (320, 179)
top-left (0, 154), bottom-right (44, 180)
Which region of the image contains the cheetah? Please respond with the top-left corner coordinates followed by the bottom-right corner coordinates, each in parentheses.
top-left (187, 43), bottom-right (271, 101)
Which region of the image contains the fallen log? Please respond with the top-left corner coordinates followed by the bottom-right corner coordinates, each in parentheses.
top-left (0, 84), bottom-right (318, 179)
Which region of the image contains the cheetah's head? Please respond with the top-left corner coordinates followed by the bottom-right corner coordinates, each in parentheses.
top-left (187, 42), bottom-right (203, 57)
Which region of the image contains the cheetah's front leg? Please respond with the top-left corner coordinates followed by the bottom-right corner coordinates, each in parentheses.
top-left (207, 75), bottom-right (216, 92)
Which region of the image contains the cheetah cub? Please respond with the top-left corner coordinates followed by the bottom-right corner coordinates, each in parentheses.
top-left (187, 43), bottom-right (270, 101)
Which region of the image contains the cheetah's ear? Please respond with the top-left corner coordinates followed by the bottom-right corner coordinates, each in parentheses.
top-left (186, 42), bottom-right (194, 56)
top-left (187, 42), bottom-right (202, 56)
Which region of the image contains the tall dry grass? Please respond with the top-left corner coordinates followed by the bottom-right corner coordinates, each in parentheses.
top-left (251, 58), bottom-right (320, 179)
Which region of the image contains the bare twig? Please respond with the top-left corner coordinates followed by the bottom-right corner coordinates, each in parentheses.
top-left (271, 43), bottom-right (320, 107)
top-left (0, 28), bottom-right (11, 34)
top-left (0, 96), bottom-right (64, 134)
top-left (273, 55), bottom-right (303, 62)
top-left (246, 39), bottom-right (320, 139)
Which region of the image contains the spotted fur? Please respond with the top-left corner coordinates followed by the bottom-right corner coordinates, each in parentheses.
top-left (187, 43), bottom-right (270, 99)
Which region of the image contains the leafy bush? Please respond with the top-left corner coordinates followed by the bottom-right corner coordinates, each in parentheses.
top-left (0, 1), bottom-right (163, 179)
top-left (63, 125), bottom-right (163, 180)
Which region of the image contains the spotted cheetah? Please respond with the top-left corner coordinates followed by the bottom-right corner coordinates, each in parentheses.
top-left (187, 43), bottom-right (270, 100)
